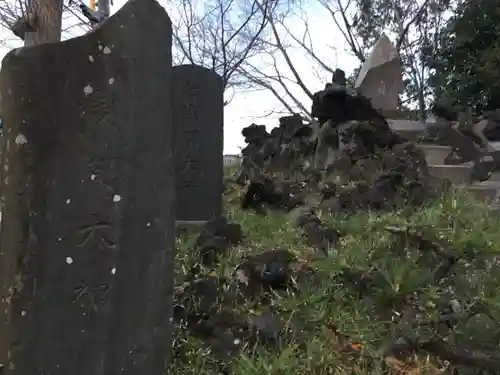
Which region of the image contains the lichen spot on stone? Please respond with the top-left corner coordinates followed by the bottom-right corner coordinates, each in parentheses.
top-left (15, 133), bottom-right (27, 145)
top-left (88, 55), bottom-right (95, 63)
top-left (84, 84), bottom-right (93, 96)
top-left (103, 46), bottom-right (111, 54)
top-left (108, 77), bottom-right (115, 85)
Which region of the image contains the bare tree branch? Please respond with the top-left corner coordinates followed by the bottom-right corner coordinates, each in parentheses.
top-left (317, 0), bottom-right (366, 62)
top-left (0, 0), bottom-right (92, 46)
top-left (395, 0), bottom-right (431, 51)
top-left (255, 0), bottom-right (314, 100)
top-left (281, 14), bottom-right (335, 75)
top-left (239, 63), bottom-right (309, 118)
top-left (171, 0), bottom-right (274, 105)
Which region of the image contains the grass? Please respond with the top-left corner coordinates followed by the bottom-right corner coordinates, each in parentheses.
top-left (171, 176), bottom-right (500, 375)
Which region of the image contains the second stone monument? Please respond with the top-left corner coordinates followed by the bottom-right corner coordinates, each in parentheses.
top-left (172, 64), bottom-right (224, 224)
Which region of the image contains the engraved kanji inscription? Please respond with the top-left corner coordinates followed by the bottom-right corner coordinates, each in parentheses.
top-left (0, 0), bottom-right (176, 372)
top-left (72, 281), bottom-right (111, 312)
top-left (183, 81), bottom-right (199, 121)
top-left (181, 158), bottom-right (197, 173)
top-left (77, 214), bottom-right (116, 252)
top-left (186, 81), bottom-right (198, 100)
top-left (183, 102), bottom-right (196, 118)
top-left (172, 65), bottom-right (223, 221)
top-left (183, 128), bottom-right (199, 151)
top-left (88, 156), bottom-right (113, 191)
top-left (79, 93), bottom-right (110, 125)
top-left (179, 179), bottom-right (195, 188)
top-left (179, 158), bottom-right (198, 188)
top-left (87, 154), bottom-right (123, 195)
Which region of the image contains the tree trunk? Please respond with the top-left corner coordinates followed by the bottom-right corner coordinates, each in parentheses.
top-left (24, 0), bottom-right (63, 46)
top-left (100, 0), bottom-right (110, 19)
top-left (417, 88), bottom-right (426, 122)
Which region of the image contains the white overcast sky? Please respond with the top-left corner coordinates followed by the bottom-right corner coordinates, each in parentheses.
top-left (0, 0), bottom-right (361, 154)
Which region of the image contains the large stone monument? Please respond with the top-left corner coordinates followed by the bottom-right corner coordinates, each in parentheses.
top-left (0, 0), bottom-right (175, 374)
top-left (355, 33), bottom-right (404, 112)
top-left (172, 64), bottom-right (224, 224)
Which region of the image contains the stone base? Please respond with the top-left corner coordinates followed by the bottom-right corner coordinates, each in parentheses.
top-left (175, 220), bottom-right (207, 233)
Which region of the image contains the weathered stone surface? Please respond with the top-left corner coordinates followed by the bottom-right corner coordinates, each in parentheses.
top-left (355, 33), bottom-right (404, 112)
top-left (0, 0), bottom-right (174, 374)
top-left (236, 69), bottom-right (447, 215)
top-left (172, 64), bottom-right (224, 222)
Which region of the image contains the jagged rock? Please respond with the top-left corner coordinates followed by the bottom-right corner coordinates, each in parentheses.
top-left (194, 217), bottom-right (243, 265)
top-left (279, 113), bottom-right (312, 139)
top-left (173, 276), bottom-right (287, 361)
top-left (311, 80), bottom-right (385, 125)
top-left (236, 73), bottom-right (443, 215)
top-left (338, 119), bottom-right (405, 153)
top-left (320, 197), bottom-right (342, 214)
top-left (288, 205), bottom-right (315, 226)
top-left (332, 68), bottom-right (347, 87)
top-left (242, 123), bottom-right (269, 143)
top-left (173, 276), bottom-right (226, 323)
top-left (234, 249), bottom-right (297, 298)
top-left (248, 312), bottom-right (285, 344)
top-left (202, 313), bottom-right (247, 359)
top-left (196, 217), bottom-right (243, 246)
top-left (295, 212), bottom-right (341, 255)
top-left (482, 109), bottom-right (500, 141)
top-left (241, 175), bottom-right (303, 213)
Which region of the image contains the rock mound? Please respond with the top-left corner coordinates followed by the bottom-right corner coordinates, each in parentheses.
top-left (236, 72), bottom-right (447, 214)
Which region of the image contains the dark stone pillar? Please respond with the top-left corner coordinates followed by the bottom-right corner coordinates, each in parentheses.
top-left (0, 0), bottom-right (175, 374)
top-left (172, 65), bottom-right (224, 223)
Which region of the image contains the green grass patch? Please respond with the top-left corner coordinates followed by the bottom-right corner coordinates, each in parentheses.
top-left (171, 186), bottom-right (500, 375)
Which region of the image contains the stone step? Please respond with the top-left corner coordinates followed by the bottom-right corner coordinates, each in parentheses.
top-left (418, 144), bottom-right (500, 165)
top-left (428, 164), bottom-right (473, 184)
top-left (385, 119), bottom-right (500, 210)
top-left (417, 144), bottom-right (451, 165)
top-left (419, 143), bottom-right (500, 182)
top-left (419, 145), bottom-right (499, 172)
top-left (488, 141), bottom-right (500, 151)
top-left (490, 204), bottom-right (500, 214)
top-left (461, 181), bottom-right (500, 203)
top-left (488, 171), bottom-right (500, 181)
top-left (387, 119), bottom-right (426, 140)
